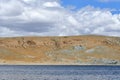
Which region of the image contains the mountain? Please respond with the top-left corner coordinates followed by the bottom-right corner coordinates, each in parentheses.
top-left (0, 35), bottom-right (120, 65)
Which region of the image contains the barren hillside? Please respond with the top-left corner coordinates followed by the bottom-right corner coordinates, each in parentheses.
top-left (0, 35), bottom-right (120, 65)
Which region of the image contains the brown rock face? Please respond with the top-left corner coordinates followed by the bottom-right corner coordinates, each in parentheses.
top-left (0, 35), bottom-right (120, 65)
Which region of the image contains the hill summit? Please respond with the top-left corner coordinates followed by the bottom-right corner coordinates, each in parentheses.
top-left (0, 35), bottom-right (120, 65)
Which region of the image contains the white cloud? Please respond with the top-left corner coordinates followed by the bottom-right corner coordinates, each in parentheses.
top-left (43, 2), bottom-right (60, 7)
top-left (0, 0), bottom-right (24, 16)
top-left (0, 26), bottom-right (19, 37)
top-left (0, 0), bottom-right (120, 37)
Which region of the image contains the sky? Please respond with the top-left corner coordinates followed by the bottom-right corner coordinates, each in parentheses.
top-left (61, 0), bottom-right (120, 10)
top-left (0, 0), bottom-right (120, 37)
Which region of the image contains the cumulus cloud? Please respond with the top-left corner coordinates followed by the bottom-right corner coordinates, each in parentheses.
top-left (0, 0), bottom-right (120, 37)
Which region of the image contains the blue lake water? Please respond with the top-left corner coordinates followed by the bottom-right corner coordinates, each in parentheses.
top-left (0, 65), bottom-right (120, 80)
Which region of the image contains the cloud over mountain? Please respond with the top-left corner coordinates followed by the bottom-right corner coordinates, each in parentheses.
top-left (0, 0), bottom-right (120, 37)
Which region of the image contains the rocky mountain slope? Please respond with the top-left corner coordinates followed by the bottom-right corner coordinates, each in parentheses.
top-left (0, 35), bottom-right (120, 65)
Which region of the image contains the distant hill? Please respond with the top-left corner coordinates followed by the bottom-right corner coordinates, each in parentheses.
top-left (0, 35), bottom-right (120, 65)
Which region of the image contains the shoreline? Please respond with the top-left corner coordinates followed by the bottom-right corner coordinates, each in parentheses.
top-left (0, 60), bottom-right (120, 66)
top-left (0, 63), bottom-right (120, 66)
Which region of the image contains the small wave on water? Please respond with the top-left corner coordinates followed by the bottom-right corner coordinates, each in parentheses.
top-left (0, 65), bottom-right (120, 80)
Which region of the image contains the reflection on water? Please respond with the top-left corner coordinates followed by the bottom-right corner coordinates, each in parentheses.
top-left (0, 65), bottom-right (120, 80)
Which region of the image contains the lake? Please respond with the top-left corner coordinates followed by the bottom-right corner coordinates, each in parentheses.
top-left (0, 65), bottom-right (120, 80)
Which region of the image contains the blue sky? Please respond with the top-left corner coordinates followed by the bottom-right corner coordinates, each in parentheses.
top-left (61, 0), bottom-right (120, 14)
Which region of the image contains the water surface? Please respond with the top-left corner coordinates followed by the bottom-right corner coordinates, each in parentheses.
top-left (0, 65), bottom-right (120, 80)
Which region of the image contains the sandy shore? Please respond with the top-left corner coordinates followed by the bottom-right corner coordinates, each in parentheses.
top-left (0, 61), bottom-right (119, 65)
